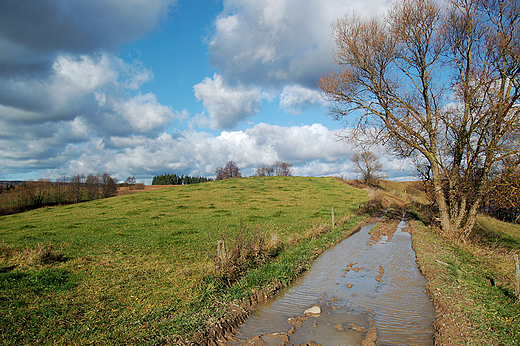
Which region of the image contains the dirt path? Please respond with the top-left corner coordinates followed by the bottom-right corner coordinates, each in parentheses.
top-left (224, 204), bottom-right (435, 346)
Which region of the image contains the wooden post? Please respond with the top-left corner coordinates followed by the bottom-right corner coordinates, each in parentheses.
top-left (331, 207), bottom-right (335, 228)
top-left (515, 254), bottom-right (520, 300)
top-left (217, 240), bottom-right (226, 269)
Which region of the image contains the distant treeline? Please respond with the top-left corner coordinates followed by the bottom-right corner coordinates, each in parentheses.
top-left (0, 173), bottom-right (118, 216)
top-left (0, 181), bottom-right (27, 188)
top-left (151, 174), bottom-right (213, 185)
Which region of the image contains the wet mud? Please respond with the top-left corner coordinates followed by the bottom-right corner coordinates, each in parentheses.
top-left (225, 219), bottom-right (435, 345)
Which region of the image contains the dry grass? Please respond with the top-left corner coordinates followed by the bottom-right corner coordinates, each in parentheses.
top-left (116, 184), bottom-right (175, 196)
top-left (131, 183), bottom-right (146, 190)
top-left (212, 228), bottom-right (283, 284)
top-left (0, 243), bottom-right (67, 268)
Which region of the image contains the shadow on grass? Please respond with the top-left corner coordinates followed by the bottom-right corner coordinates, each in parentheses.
top-left (471, 223), bottom-right (520, 252)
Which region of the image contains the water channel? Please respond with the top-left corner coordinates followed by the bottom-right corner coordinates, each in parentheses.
top-left (227, 219), bottom-right (435, 345)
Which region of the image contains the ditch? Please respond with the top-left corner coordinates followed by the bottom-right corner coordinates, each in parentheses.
top-left (225, 218), bottom-right (435, 345)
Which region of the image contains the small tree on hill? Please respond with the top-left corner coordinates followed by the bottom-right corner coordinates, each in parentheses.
top-left (255, 161), bottom-right (293, 177)
top-left (215, 161), bottom-right (242, 180)
top-left (351, 151), bottom-right (387, 185)
top-left (124, 176), bottom-right (136, 186)
top-left (255, 165), bottom-right (275, 177)
top-left (274, 161), bottom-right (293, 177)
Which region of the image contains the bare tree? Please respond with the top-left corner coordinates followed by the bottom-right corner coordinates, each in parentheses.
top-left (255, 165), bottom-right (275, 177)
top-left (124, 176), bottom-right (136, 186)
top-left (101, 173), bottom-right (118, 198)
top-left (274, 161), bottom-right (293, 177)
top-left (255, 162), bottom-right (292, 177)
top-left (318, 0), bottom-right (520, 240)
top-left (351, 151), bottom-right (387, 184)
top-left (34, 179), bottom-right (52, 206)
top-left (54, 176), bottom-right (68, 205)
top-left (68, 174), bottom-right (85, 203)
top-left (215, 167), bottom-right (226, 180)
top-left (215, 161), bottom-right (242, 180)
top-left (85, 174), bottom-right (100, 200)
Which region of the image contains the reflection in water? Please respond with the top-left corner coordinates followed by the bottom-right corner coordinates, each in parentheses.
top-left (229, 220), bottom-right (435, 345)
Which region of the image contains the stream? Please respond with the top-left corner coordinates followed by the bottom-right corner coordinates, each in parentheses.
top-left (227, 219), bottom-right (435, 345)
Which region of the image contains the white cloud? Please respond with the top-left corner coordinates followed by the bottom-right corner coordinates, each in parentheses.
top-left (280, 85), bottom-right (326, 113)
top-left (209, 0), bottom-right (390, 87)
top-left (196, 0), bottom-right (392, 128)
top-left (68, 117), bottom-right (90, 140)
top-left (0, 51), bottom-right (180, 179)
top-left (0, 120), bottom-right (412, 183)
top-left (50, 54), bottom-right (119, 116)
top-left (35, 123), bottom-right (357, 181)
top-left (193, 73), bottom-right (266, 129)
top-left (113, 93), bottom-right (175, 133)
top-left (0, 1), bottom-right (183, 180)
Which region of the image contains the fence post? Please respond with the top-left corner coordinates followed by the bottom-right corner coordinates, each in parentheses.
top-left (515, 254), bottom-right (520, 301)
top-left (216, 239), bottom-right (226, 269)
top-left (331, 207), bottom-right (335, 228)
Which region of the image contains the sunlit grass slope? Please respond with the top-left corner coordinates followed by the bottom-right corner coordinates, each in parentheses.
top-left (0, 177), bottom-right (367, 345)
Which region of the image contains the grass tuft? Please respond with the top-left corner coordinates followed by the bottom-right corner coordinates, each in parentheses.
top-left (211, 226), bottom-right (283, 285)
top-left (1, 243), bottom-right (67, 268)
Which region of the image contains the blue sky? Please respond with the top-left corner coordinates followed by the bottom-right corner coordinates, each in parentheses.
top-left (0, 0), bottom-right (412, 183)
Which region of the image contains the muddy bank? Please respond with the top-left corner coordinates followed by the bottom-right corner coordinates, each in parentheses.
top-left (408, 221), bottom-right (470, 345)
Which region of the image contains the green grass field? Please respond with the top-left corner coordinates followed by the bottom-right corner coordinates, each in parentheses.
top-left (0, 177), bottom-right (367, 345)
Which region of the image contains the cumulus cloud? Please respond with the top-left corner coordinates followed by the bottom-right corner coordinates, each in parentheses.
top-left (280, 85), bottom-right (326, 114)
top-left (2, 117), bottom-right (410, 182)
top-left (0, 53), bottom-right (176, 136)
top-left (0, 0), bottom-right (176, 127)
top-left (195, 0), bottom-right (391, 128)
top-left (0, 1), bottom-right (179, 179)
top-left (33, 124), bottom-right (352, 179)
top-left (209, 0), bottom-right (390, 86)
top-left (193, 74), bottom-right (267, 129)
top-left (36, 123), bottom-right (360, 182)
top-left (111, 93), bottom-right (176, 134)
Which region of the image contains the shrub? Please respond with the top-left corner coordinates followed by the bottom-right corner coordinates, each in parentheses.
top-left (130, 183), bottom-right (145, 190)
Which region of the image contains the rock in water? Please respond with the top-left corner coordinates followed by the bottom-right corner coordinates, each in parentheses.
top-left (304, 306), bottom-right (321, 315)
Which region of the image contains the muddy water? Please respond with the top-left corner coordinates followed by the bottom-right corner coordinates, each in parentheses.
top-left (229, 220), bottom-right (435, 345)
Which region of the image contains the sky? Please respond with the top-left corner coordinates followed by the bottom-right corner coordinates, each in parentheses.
top-left (0, 0), bottom-right (414, 183)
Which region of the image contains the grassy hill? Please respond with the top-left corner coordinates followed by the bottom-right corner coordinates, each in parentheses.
top-left (0, 177), bottom-right (368, 345)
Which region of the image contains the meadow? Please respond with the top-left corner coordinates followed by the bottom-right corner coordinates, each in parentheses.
top-left (0, 177), bottom-right (368, 345)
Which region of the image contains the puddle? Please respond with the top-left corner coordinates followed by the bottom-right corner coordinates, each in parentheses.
top-left (227, 220), bottom-right (435, 345)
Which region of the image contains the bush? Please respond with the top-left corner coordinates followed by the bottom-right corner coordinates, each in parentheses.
top-left (130, 183), bottom-right (145, 190)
